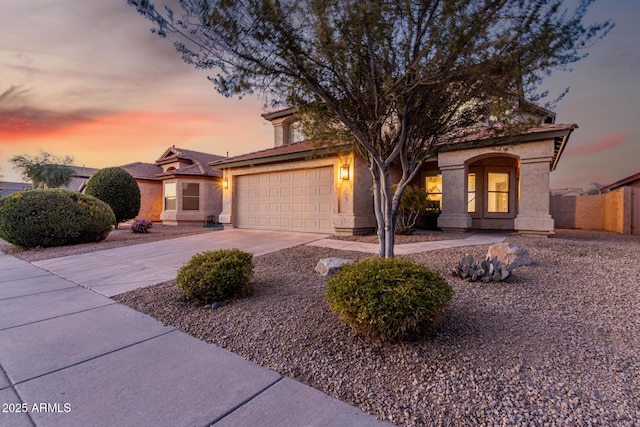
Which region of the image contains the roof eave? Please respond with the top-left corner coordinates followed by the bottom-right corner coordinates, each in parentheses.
top-left (261, 107), bottom-right (297, 121)
top-left (550, 129), bottom-right (574, 172)
top-left (211, 146), bottom-right (349, 169)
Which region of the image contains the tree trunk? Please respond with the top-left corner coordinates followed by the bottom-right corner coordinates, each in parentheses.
top-left (370, 164), bottom-right (386, 257)
top-left (375, 162), bottom-right (396, 258)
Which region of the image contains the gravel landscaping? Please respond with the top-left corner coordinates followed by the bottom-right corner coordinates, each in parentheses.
top-left (114, 230), bottom-right (640, 426)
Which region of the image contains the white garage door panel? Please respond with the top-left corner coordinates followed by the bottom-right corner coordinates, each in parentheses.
top-left (236, 167), bottom-right (334, 233)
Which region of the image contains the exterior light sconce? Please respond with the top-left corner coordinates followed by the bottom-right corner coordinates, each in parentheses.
top-left (222, 178), bottom-right (229, 189)
top-left (340, 164), bottom-right (350, 181)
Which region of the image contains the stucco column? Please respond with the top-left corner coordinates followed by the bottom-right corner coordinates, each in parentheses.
top-left (218, 171), bottom-right (233, 226)
top-left (515, 159), bottom-right (555, 235)
top-left (437, 164), bottom-right (472, 231)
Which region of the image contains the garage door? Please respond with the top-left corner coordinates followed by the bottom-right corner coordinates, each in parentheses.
top-left (235, 167), bottom-right (334, 233)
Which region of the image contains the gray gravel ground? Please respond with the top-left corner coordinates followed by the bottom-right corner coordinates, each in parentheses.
top-left (114, 230), bottom-right (640, 426)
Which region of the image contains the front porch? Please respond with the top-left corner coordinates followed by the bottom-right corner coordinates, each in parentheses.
top-left (416, 138), bottom-right (559, 236)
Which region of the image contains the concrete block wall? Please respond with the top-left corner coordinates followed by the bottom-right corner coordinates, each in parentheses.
top-left (550, 188), bottom-right (631, 234)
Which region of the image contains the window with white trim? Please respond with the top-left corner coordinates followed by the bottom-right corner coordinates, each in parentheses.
top-left (468, 173), bottom-right (476, 213)
top-left (182, 183), bottom-right (200, 211)
top-left (487, 172), bottom-right (509, 213)
top-left (164, 182), bottom-right (176, 211)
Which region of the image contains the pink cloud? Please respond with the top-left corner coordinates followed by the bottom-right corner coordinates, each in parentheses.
top-left (564, 133), bottom-right (628, 157)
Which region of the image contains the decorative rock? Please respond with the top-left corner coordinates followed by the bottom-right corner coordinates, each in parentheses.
top-left (486, 242), bottom-right (533, 270)
top-left (204, 304), bottom-right (212, 309)
top-left (315, 258), bottom-right (353, 277)
top-left (211, 302), bottom-right (221, 309)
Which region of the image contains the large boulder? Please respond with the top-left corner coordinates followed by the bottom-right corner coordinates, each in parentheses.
top-left (315, 258), bottom-right (353, 277)
top-left (486, 242), bottom-right (533, 270)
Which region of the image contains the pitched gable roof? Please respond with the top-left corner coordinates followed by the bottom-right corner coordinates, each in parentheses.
top-left (156, 146), bottom-right (225, 178)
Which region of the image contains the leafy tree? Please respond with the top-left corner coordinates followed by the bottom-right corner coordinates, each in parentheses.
top-left (585, 182), bottom-right (603, 195)
top-left (129, 0), bottom-right (612, 257)
top-left (10, 151), bottom-right (75, 189)
top-left (85, 167), bottom-right (141, 227)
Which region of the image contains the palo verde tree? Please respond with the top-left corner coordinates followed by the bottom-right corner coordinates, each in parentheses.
top-left (129, 0), bottom-right (611, 257)
top-left (11, 151), bottom-right (75, 189)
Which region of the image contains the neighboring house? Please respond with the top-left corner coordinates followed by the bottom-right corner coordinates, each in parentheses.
top-left (598, 172), bottom-right (640, 194)
top-left (72, 148), bottom-right (225, 225)
top-left (212, 107), bottom-right (576, 236)
top-left (64, 166), bottom-right (100, 191)
top-left (120, 162), bottom-right (164, 222)
top-left (155, 146), bottom-right (226, 226)
top-left (1, 166), bottom-right (96, 195)
top-left (600, 172), bottom-right (640, 235)
top-left (0, 181), bottom-right (32, 198)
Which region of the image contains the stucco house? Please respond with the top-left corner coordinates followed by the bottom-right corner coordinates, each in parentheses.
top-left (0, 181), bottom-right (32, 198)
top-left (211, 107), bottom-right (576, 236)
top-left (119, 162), bottom-right (164, 222)
top-left (154, 146), bottom-right (226, 226)
top-left (74, 147), bottom-right (225, 225)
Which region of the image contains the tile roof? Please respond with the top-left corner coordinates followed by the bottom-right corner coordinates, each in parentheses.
top-left (210, 141), bottom-right (349, 168)
top-left (436, 123), bottom-right (577, 148)
top-left (156, 146), bottom-right (225, 177)
top-left (0, 181), bottom-right (33, 197)
top-left (120, 162), bottom-right (164, 180)
top-left (70, 166), bottom-right (100, 178)
top-left (212, 124), bottom-right (576, 170)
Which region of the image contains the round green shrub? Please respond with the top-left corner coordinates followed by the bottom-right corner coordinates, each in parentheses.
top-left (326, 257), bottom-right (453, 342)
top-left (85, 167), bottom-right (140, 226)
top-left (0, 189), bottom-right (115, 248)
top-left (177, 249), bottom-right (254, 304)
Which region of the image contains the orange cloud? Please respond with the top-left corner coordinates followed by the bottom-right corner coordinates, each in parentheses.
top-left (564, 133), bottom-right (628, 157)
top-left (0, 109), bottom-right (269, 182)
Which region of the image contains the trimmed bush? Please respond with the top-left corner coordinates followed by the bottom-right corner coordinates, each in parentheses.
top-left (131, 219), bottom-right (153, 233)
top-left (0, 189), bottom-right (115, 248)
top-left (85, 167), bottom-right (140, 226)
top-left (416, 208), bottom-right (441, 231)
top-left (326, 257), bottom-right (453, 342)
top-left (392, 184), bottom-right (429, 235)
top-left (177, 249), bottom-right (254, 304)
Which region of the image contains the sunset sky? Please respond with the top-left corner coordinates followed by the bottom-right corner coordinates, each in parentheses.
top-left (1, 0), bottom-right (638, 190)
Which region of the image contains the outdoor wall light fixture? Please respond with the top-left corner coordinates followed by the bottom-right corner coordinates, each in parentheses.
top-left (222, 178), bottom-right (229, 189)
top-left (340, 164), bottom-right (350, 181)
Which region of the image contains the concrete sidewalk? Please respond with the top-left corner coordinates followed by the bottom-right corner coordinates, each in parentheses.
top-left (307, 233), bottom-right (506, 254)
top-left (0, 252), bottom-right (389, 427)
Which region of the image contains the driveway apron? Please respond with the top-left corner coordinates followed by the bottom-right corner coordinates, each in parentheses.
top-left (32, 229), bottom-right (329, 297)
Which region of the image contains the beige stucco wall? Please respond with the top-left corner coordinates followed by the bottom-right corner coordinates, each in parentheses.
top-left (135, 180), bottom-right (162, 222)
top-left (219, 152), bottom-right (376, 235)
top-left (437, 138), bottom-right (556, 234)
top-left (160, 177), bottom-right (222, 226)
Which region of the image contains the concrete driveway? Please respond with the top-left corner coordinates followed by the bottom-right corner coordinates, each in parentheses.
top-left (33, 229), bottom-right (328, 297)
